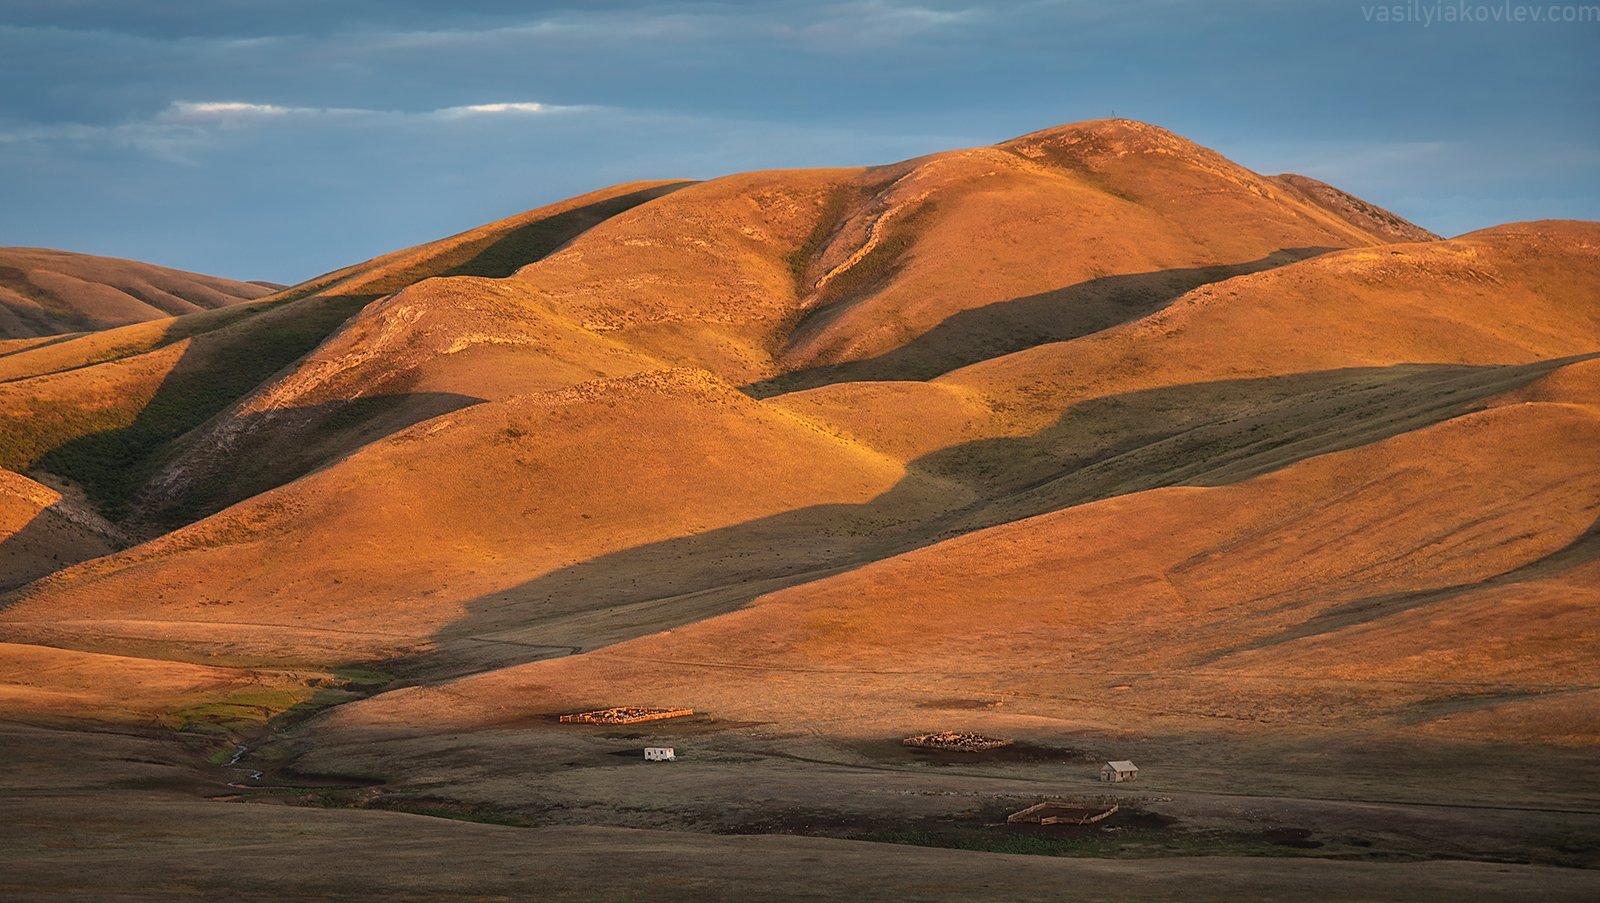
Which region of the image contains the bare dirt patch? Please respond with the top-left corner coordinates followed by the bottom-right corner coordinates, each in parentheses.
top-left (860, 736), bottom-right (1095, 765)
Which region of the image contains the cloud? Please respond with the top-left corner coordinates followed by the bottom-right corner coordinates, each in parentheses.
top-left (440, 102), bottom-right (548, 115)
top-left (779, 1), bottom-right (983, 44)
top-left (349, 1), bottom-right (984, 53)
top-left (163, 101), bottom-right (373, 121)
top-left (0, 98), bottom-right (599, 162)
top-left (161, 99), bottom-right (591, 122)
top-left (825, 0), bottom-right (980, 30)
top-left (175, 101), bottom-right (296, 116)
top-left (0, 118), bottom-right (210, 164)
top-left (0, 1), bottom-right (986, 46)
top-left (434, 101), bottom-right (592, 117)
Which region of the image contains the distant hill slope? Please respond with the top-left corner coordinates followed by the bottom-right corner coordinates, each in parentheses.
top-left (1271, 173), bottom-right (1439, 243)
top-left (0, 248), bottom-right (275, 340)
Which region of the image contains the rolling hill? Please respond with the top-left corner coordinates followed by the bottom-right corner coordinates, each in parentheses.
top-left (3, 222), bottom-right (1594, 686)
top-left (113, 120), bottom-right (1434, 528)
top-left (1, 119), bottom-right (1597, 898)
top-left (0, 247), bottom-right (275, 340)
top-left (320, 352), bottom-right (1600, 739)
top-left (0, 181), bottom-right (686, 524)
top-left (0, 120), bottom-right (1478, 663)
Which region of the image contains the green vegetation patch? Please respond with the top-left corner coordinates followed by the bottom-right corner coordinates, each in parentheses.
top-left (784, 184), bottom-right (856, 291)
top-left (813, 199), bottom-right (938, 307)
top-left (164, 685), bottom-right (320, 737)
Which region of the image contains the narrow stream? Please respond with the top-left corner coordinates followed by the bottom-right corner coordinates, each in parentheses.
top-left (225, 743), bottom-right (264, 788)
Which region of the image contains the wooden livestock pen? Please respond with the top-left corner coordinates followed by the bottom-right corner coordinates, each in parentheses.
top-left (1007, 802), bottom-right (1119, 826)
top-left (558, 707), bottom-right (694, 725)
top-left (902, 732), bottom-right (1014, 751)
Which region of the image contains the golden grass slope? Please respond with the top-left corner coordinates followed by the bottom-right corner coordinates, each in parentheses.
top-left (127, 119), bottom-right (1446, 526)
top-left (1271, 173), bottom-right (1441, 243)
top-left (487, 120), bottom-right (1422, 390)
top-left (777, 220), bottom-right (1600, 466)
top-left (0, 182), bottom-right (688, 527)
top-left (135, 273), bottom-right (669, 526)
top-left (3, 212), bottom-right (1592, 678)
top-left (0, 370), bottom-right (944, 664)
top-left (0, 247), bottom-right (274, 340)
top-left (950, 220), bottom-right (1600, 413)
top-left (329, 356), bottom-right (1600, 743)
top-left (0, 641), bottom-right (261, 726)
top-left (767, 120), bottom-right (1417, 383)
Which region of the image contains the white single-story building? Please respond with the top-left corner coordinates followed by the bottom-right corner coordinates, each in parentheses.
top-left (644, 747), bottom-right (676, 762)
top-left (1100, 760), bottom-right (1138, 782)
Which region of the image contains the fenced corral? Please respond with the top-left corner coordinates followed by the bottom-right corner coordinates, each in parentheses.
top-left (1007, 802), bottom-right (1119, 825)
top-left (558, 707), bottom-right (694, 725)
top-left (901, 732), bottom-right (1014, 751)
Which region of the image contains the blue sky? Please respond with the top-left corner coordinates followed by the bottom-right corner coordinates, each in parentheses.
top-left (1, 1), bottom-right (1595, 282)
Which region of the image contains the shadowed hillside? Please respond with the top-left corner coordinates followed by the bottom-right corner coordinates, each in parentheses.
top-left (0, 181), bottom-right (688, 527)
top-left (0, 470), bottom-right (122, 592)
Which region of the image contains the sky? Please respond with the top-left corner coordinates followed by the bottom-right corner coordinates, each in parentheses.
top-left (0, 0), bottom-right (1595, 282)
